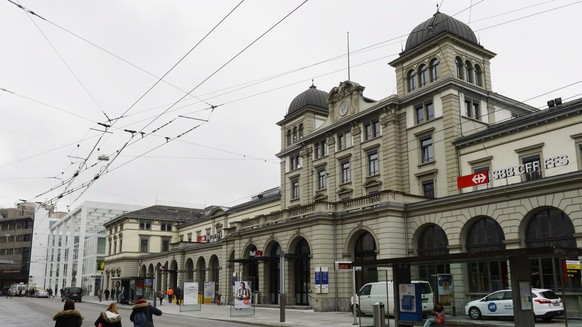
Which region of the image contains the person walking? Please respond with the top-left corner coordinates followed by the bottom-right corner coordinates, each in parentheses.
top-left (97, 288), bottom-right (103, 302)
top-left (130, 296), bottom-right (162, 327)
top-left (53, 299), bottom-right (83, 327)
top-left (174, 287), bottom-right (181, 305)
top-left (166, 288), bottom-right (174, 304)
top-left (94, 302), bottom-right (122, 327)
top-left (104, 289), bottom-right (110, 301)
top-left (157, 291), bottom-right (164, 306)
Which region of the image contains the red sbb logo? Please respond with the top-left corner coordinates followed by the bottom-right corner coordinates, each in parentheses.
top-left (457, 172), bottom-right (489, 189)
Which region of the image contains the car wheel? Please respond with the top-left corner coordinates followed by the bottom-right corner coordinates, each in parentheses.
top-left (542, 317), bottom-right (553, 323)
top-left (468, 307), bottom-right (482, 320)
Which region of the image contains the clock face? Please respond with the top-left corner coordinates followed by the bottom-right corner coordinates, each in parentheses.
top-left (339, 101), bottom-right (348, 115)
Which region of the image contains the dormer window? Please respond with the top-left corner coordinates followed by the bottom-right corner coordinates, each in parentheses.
top-left (407, 70), bottom-right (416, 92)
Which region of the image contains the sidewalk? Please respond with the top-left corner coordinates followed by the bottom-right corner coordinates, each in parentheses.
top-left (84, 296), bottom-right (359, 327)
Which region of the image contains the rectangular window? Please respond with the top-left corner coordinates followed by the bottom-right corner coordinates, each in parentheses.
top-left (140, 238), bottom-right (149, 253)
top-left (415, 101), bottom-right (434, 124)
top-left (522, 154), bottom-right (542, 181)
top-left (161, 238), bottom-right (170, 252)
top-left (187, 233), bottom-right (192, 242)
top-left (317, 169), bottom-right (326, 190)
top-left (290, 153), bottom-right (301, 170)
top-left (139, 221), bottom-right (151, 230)
top-left (420, 136), bottom-right (434, 163)
top-left (161, 222), bottom-right (172, 231)
top-left (368, 150), bottom-right (379, 176)
top-left (363, 119), bottom-right (381, 140)
top-left (341, 160), bottom-right (351, 183)
top-left (313, 140), bottom-right (327, 159)
top-left (422, 179), bottom-right (435, 198)
top-left (337, 130), bottom-right (352, 150)
top-left (464, 97), bottom-right (481, 119)
top-left (291, 179), bottom-right (299, 199)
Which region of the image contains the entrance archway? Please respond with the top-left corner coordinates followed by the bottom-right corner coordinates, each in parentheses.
top-left (292, 238), bottom-right (310, 305)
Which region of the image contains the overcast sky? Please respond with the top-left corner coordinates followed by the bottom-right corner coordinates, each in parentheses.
top-left (1, 0), bottom-right (581, 212)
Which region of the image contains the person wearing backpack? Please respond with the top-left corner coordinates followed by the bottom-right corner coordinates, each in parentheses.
top-left (130, 296), bottom-right (162, 327)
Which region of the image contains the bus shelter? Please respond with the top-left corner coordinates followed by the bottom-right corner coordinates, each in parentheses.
top-left (353, 246), bottom-right (582, 327)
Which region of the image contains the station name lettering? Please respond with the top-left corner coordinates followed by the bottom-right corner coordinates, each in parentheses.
top-left (492, 155), bottom-right (569, 180)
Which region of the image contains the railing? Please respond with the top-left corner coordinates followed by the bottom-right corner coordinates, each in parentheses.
top-left (235, 192), bottom-right (399, 232)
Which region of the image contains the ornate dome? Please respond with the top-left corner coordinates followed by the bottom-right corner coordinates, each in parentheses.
top-left (405, 11), bottom-right (478, 51)
top-left (287, 84), bottom-right (328, 116)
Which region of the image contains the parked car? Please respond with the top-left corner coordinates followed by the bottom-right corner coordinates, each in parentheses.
top-left (61, 287), bottom-right (83, 302)
top-left (351, 280), bottom-right (435, 317)
top-left (464, 288), bottom-right (564, 322)
top-left (35, 290), bottom-right (49, 298)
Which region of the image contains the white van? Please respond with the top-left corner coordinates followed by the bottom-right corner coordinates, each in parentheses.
top-left (351, 281), bottom-right (434, 316)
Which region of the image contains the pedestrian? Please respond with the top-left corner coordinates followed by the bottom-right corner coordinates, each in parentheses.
top-left (104, 289), bottom-right (110, 301)
top-left (157, 291), bottom-right (164, 306)
top-left (130, 296), bottom-right (162, 327)
top-left (166, 287), bottom-right (173, 304)
top-left (48, 288), bottom-right (53, 299)
top-left (174, 287), bottom-right (181, 305)
top-left (98, 288), bottom-right (103, 302)
top-left (53, 299), bottom-right (83, 327)
top-left (94, 302), bottom-right (122, 327)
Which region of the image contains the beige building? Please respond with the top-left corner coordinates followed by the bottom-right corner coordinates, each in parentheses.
top-left (105, 10), bottom-right (582, 316)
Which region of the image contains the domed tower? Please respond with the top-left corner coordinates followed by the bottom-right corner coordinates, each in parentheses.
top-left (389, 11), bottom-right (498, 196)
top-left (276, 84), bottom-right (329, 207)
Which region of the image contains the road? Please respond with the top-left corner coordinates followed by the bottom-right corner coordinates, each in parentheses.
top-left (0, 296), bottom-right (249, 327)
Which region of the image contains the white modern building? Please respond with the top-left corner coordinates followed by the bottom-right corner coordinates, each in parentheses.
top-left (44, 201), bottom-right (144, 295)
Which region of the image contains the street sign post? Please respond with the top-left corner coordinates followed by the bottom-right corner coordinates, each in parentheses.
top-left (457, 171), bottom-right (489, 189)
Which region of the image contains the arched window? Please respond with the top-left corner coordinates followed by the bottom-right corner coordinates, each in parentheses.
top-left (418, 224), bottom-right (448, 256)
top-left (407, 70), bottom-right (416, 92)
top-left (418, 64), bottom-right (427, 87)
top-left (298, 124), bottom-right (304, 139)
top-left (526, 208), bottom-right (575, 248)
top-left (429, 58), bottom-right (439, 82)
top-left (455, 57), bottom-right (464, 80)
top-left (465, 60), bottom-right (473, 83)
top-left (287, 130), bottom-right (292, 146)
top-left (292, 127), bottom-right (297, 142)
top-left (475, 64), bottom-right (483, 86)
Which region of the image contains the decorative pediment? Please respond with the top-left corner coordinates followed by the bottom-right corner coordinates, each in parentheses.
top-left (313, 192), bottom-right (328, 202)
top-left (328, 81), bottom-right (364, 104)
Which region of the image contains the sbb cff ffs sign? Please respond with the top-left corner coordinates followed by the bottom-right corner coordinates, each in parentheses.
top-left (457, 171), bottom-right (489, 189)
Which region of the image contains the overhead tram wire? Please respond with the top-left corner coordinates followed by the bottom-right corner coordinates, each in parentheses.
top-left (57, 0), bottom-right (310, 205)
top-left (4, 0), bottom-right (218, 109)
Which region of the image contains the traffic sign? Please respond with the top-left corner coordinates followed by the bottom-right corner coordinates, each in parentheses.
top-left (457, 171), bottom-right (489, 189)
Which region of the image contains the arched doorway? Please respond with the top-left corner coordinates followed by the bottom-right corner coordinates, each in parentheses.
top-left (242, 245), bottom-right (259, 297)
top-left (354, 231), bottom-right (377, 289)
top-left (209, 255), bottom-right (220, 295)
top-left (196, 257), bottom-right (206, 293)
top-left (525, 207), bottom-right (577, 290)
top-left (293, 238), bottom-right (310, 305)
top-left (268, 242), bottom-right (282, 304)
top-left (185, 258), bottom-right (194, 282)
top-left (170, 260), bottom-right (178, 289)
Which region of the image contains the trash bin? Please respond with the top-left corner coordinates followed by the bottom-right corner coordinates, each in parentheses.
top-left (253, 291), bottom-right (259, 305)
top-left (373, 302), bottom-right (386, 327)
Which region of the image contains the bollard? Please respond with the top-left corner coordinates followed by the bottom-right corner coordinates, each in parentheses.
top-left (373, 302), bottom-right (386, 327)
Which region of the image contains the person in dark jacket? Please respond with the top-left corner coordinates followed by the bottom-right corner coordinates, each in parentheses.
top-left (94, 302), bottom-right (122, 327)
top-left (53, 299), bottom-right (83, 327)
top-left (130, 296), bottom-right (162, 327)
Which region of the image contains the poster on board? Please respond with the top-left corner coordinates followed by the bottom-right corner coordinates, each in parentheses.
top-left (183, 282), bottom-right (199, 305)
top-left (234, 281), bottom-right (252, 309)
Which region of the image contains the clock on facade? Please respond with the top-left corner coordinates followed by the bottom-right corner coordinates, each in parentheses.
top-left (339, 101), bottom-right (348, 116)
